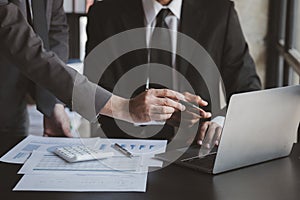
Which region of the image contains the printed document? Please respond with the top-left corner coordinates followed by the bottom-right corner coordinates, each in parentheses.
top-left (13, 173), bottom-right (148, 192)
top-left (1, 136), bottom-right (168, 192)
top-left (0, 135), bottom-right (99, 164)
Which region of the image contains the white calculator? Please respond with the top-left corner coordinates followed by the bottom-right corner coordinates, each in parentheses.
top-left (54, 145), bottom-right (114, 163)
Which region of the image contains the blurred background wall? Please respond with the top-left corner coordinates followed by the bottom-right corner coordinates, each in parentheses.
top-left (233, 0), bottom-right (269, 88)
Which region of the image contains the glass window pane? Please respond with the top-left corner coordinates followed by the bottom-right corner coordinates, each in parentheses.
top-left (295, 0), bottom-right (300, 51)
top-left (278, 56), bottom-right (285, 87)
top-left (279, 0), bottom-right (287, 42)
top-left (291, 68), bottom-right (300, 85)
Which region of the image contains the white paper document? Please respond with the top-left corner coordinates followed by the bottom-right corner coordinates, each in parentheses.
top-left (96, 138), bottom-right (167, 156)
top-left (0, 135), bottom-right (99, 164)
top-left (13, 173), bottom-right (148, 192)
top-left (3, 136), bottom-right (167, 192)
top-left (19, 151), bottom-right (145, 174)
top-left (0, 135), bottom-right (167, 164)
top-left (80, 138), bottom-right (167, 168)
top-left (15, 151), bottom-right (148, 192)
top-left (18, 137), bottom-right (167, 174)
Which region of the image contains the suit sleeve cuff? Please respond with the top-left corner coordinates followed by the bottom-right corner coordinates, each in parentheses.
top-left (35, 86), bottom-right (61, 117)
top-left (92, 86), bottom-right (112, 122)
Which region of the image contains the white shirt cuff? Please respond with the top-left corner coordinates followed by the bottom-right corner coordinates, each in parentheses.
top-left (211, 116), bottom-right (225, 127)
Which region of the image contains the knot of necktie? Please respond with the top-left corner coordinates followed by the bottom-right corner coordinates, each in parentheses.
top-left (156, 8), bottom-right (171, 28)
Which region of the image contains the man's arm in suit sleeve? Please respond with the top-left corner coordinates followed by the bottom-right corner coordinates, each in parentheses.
top-left (0, 2), bottom-right (112, 121)
top-left (221, 2), bottom-right (262, 102)
top-left (35, 0), bottom-right (69, 117)
top-left (0, 2), bottom-right (187, 124)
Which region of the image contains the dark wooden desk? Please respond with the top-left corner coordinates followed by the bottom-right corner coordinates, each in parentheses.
top-left (1, 136), bottom-right (300, 200)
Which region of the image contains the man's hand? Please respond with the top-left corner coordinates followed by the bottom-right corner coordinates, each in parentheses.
top-left (43, 104), bottom-right (72, 137)
top-left (167, 92), bottom-right (211, 127)
top-left (129, 89), bottom-right (186, 123)
top-left (197, 121), bottom-right (222, 147)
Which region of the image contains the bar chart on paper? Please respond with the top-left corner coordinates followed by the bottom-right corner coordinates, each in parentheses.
top-left (95, 138), bottom-right (168, 156)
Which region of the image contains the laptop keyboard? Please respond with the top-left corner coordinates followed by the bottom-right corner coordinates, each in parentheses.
top-left (175, 146), bottom-right (217, 172)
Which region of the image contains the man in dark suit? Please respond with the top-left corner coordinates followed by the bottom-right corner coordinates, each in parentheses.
top-left (86, 0), bottom-right (261, 142)
top-left (0, 0), bottom-right (71, 136)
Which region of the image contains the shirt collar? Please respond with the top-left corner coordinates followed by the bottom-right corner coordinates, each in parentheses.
top-left (142, 0), bottom-right (182, 25)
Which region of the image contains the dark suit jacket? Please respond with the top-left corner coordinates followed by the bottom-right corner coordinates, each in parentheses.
top-left (0, 0), bottom-right (68, 134)
top-left (85, 0), bottom-right (262, 140)
top-left (0, 1), bottom-right (112, 126)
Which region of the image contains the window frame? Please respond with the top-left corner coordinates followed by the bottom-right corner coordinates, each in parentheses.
top-left (266, 0), bottom-right (300, 141)
top-left (266, 0), bottom-right (300, 88)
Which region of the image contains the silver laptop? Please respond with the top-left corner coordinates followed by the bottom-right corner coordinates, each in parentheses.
top-left (156, 85), bottom-right (300, 174)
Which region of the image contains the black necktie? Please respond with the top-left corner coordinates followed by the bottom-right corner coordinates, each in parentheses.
top-left (149, 8), bottom-right (173, 89)
top-left (150, 9), bottom-right (172, 67)
top-left (156, 8), bottom-right (170, 28)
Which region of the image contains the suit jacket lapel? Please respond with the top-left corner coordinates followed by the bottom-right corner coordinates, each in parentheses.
top-left (177, 0), bottom-right (220, 109)
top-left (120, 0), bottom-right (145, 31)
top-left (119, 0), bottom-right (147, 65)
top-left (177, 0), bottom-right (205, 77)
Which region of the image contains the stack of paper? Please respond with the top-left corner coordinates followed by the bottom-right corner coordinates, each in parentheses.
top-left (0, 135), bottom-right (167, 192)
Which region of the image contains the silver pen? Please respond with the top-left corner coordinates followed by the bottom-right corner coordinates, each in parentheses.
top-left (113, 143), bottom-right (133, 158)
top-left (179, 100), bottom-right (202, 111)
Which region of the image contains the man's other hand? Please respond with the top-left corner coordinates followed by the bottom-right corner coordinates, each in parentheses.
top-left (197, 121), bottom-right (222, 147)
top-left (43, 104), bottom-right (72, 137)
